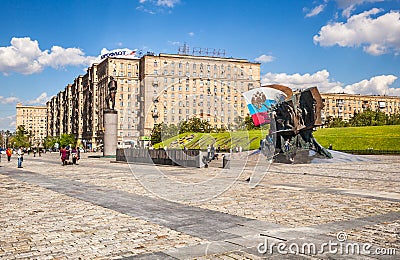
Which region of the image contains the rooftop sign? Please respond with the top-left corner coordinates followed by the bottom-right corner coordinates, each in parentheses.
top-left (100, 48), bottom-right (143, 60)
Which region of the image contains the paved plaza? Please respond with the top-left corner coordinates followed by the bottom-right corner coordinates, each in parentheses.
top-left (0, 151), bottom-right (399, 259)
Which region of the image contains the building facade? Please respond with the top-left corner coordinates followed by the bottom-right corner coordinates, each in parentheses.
top-left (47, 53), bottom-right (261, 149)
top-left (321, 93), bottom-right (400, 122)
top-left (16, 103), bottom-right (47, 147)
top-left (45, 51), bottom-right (400, 150)
top-left (139, 54), bottom-right (260, 136)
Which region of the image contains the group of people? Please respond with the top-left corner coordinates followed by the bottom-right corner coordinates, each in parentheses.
top-left (3, 146), bottom-right (83, 168)
top-left (60, 146), bottom-right (80, 165)
top-left (4, 147), bottom-right (25, 168)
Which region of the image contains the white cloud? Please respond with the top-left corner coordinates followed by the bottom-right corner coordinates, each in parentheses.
top-left (341, 75), bottom-right (399, 95)
top-left (188, 32), bottom-right (195, 37)
top-left (38, 46), bottom-right (94, 69)
top-left (136, 5), bottom-right (156, 14)
top-left (255, 54), bottom-right (275, 63)
top-left (168, 41), bottom-right (181, 46)
top-left (0, 37), bottom-right (96, 75)
top-left (0, 96), bottom-right (20, 104)
top-left (305, 4), bottom-right (326, 18)
top-left (27, 92), bottom-right (50, 105)
top-left (261, 69), bottom-right (341, 92)
top-left (335, 0), bottom-right (384, 18)
top-left (313, 9), bottom-right (400, 55)
top-left (0, 115), bottom-right (16, 131)
top-left (261, 70), bottom-right (399, 96)
top-left (156, 0), bottom-right (180, 8)
top-left (137, 0), bottom-right (180, 13)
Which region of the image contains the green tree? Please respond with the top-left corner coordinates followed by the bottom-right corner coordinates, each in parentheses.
top-left (243, 115), bottom-right (257, 130)
top-left (10, 125), bottom-right (30, 148)
top-left (1, 130), bottom-right (13, 148)
top-left (58, 134), bottom-right (76, 148)
top-left (388, 113), bottom-right (400, 125)
top-left (43, 136), bottom-right (59, 149)
top-left (165, 124), bottom-right (179, 139)
top-left (178, 118), bottom-right (212, 133)
top-left (349, 109), bottom-right (389, 127)
top-left (150, 123), bottom-right (167, 144)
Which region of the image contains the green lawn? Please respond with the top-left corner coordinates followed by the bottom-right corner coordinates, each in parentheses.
top-left (153, 125), bottom-right (400, 151)
top-left (153, 129), bottom-right (270, 151)
top-left (313, 125), bottom-right (400, 151)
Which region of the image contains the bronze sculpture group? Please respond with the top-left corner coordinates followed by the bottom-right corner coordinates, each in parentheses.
top-left (260, 85), bottom-right (332, 163)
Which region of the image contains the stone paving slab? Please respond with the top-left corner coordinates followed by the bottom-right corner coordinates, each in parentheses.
top-left (0, 153), bottom-right (399, 259)
top-left (1, 168), bottom-right (250, 242)
top-left (0, 173), bottom-right (204, 259)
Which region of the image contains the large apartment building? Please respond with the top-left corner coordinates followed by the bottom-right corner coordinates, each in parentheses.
top-left (139, 54), bottom-right (260, 135)
top-left (47, 53), bottom-right (261, 149)
top-left (16, 103), bottom-right (47, 147)
top-left (46, 52), bottom-right (400, 149)
top-left (321, 93), bottom-right (400, 121)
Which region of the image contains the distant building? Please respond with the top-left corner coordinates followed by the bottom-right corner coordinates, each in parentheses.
top-left (16, 103), bottom-right (47, 147)
top-left (47, 53), bottom-right (260, 149)
top-left (321, 93), bottom-right (400, 122)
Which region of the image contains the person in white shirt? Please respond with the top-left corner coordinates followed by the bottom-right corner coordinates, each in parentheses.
top-left (17, 147), bottom-right (24, 168)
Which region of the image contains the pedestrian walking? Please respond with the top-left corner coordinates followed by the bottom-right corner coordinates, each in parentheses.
top-left (211, 144), bottom-right (215, 160)
top-left (76, 147), bottom-right (81, 164)
top-left (71, 147), bottom-right (78, 165)
top-left (6, 147), bottom-right (12, 162)
top-left (17, 147), bottom-right (24, 168)
top-left (66, 146), bottom-right (71, 163)
top-left (60, 147), bottom-right (67, 165)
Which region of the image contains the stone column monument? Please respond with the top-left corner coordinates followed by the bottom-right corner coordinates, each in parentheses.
top-left (103, 77), bottom-right (118, 157)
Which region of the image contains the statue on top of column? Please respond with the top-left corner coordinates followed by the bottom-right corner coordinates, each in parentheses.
top-left (106, 76), bottom-right (117, 110)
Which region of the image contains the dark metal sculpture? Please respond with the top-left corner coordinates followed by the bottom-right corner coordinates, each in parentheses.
top-left (106, 76), bottom-right (117, 110)
top-left (261, 86), bottom-right (332, 163)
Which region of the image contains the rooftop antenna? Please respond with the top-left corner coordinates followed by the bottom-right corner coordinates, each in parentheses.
top-left (192, 47), bottom-right (226, 57)
top-left (178, 43), bottom-right (190, 55)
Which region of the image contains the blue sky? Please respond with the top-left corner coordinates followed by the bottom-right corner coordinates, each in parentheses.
top-left (1, 0), bottom-right (400, 130)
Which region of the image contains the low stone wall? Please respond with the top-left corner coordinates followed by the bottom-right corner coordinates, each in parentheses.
top-left (116, 148), bottom-right (202, 168)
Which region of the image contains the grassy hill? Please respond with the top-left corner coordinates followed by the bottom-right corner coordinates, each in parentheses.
top-left (153, 125), bottom-right (400, 151)
top-left (153, 130), bottom-right (269, 151)
top-left (313, 125), bottom-right (400, 151)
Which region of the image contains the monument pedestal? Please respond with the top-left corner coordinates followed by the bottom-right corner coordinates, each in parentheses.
top-left (103, 110), bottom-right (118, 157)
